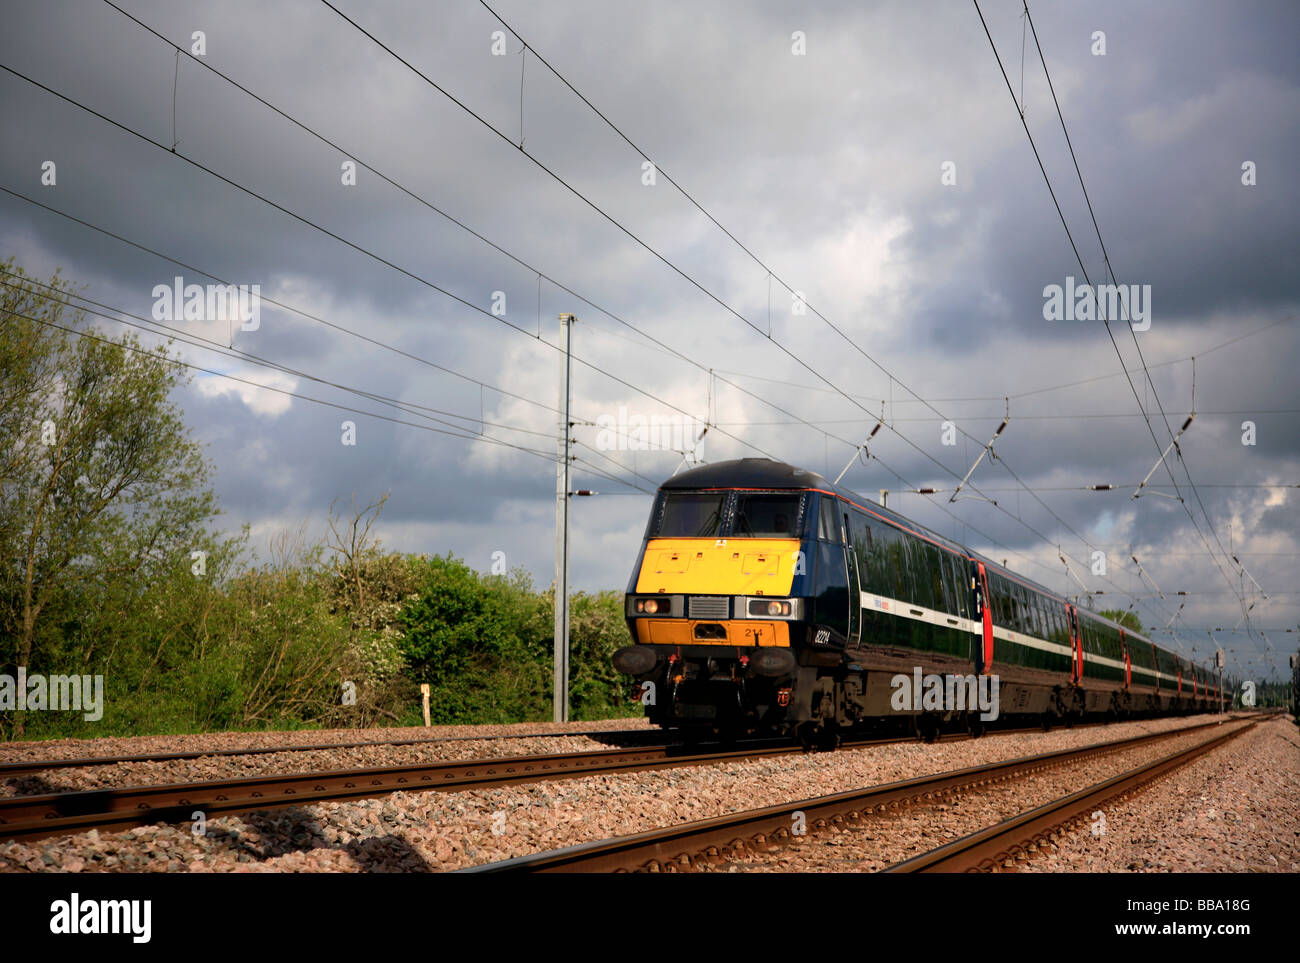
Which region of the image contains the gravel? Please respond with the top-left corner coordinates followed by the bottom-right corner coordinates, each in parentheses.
top-left (0, 716), bottom-right (651, 764)
top-left (1023, 714), bottom-right (1300, 872)
top-left (699, 720), bottom-right (1261, 872)
top-left (0, 718), bottom-right (654, 798)
top-left (0, 713), bottom-right (1257, 873)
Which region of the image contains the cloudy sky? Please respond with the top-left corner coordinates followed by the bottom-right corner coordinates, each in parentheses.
top-left (2, 0), bottom-right (1296, 681)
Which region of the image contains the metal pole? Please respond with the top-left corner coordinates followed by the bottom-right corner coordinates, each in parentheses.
top-left (554, 314), bottom-right (574, 722)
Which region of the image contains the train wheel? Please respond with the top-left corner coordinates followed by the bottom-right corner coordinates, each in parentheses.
top-left (714, 725), bottom-right (739, 749)
top-left (1040, 712), bottom-right (1053, 732)
top-left (681, 728), bottom-right (708, 748)
top-left (797, 722), bottom-right (819, 752)
top-left (918, 715), bottom-right (941, 744)
top-left (968, 716), bottom-right (986, 739)
top-left (817, 725), bottom-right (842, 752)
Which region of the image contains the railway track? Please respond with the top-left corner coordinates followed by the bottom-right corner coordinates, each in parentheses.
top-left (0, 726), bottom-right (665, 778)
top-left (463, 717), bottom-right (1252, 873)
top-left (1, 711), bottom-right (1165, 780)
top-left (0, 723), bottom-right (1009, 841)
top-left (885, 721), bottom-right (1256, 873)
top-left (0, 714), bottom-right (1244, 844)
top-left (0, 729), bottom-right (930, 842)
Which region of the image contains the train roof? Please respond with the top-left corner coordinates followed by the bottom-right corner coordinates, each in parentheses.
top-left (659, 458), bottom-right (966, 554)
top-left (660, 458), bottom-right (831, 491)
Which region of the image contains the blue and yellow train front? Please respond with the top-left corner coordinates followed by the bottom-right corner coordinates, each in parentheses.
top-left (612, 473), bottom-right (823, 732)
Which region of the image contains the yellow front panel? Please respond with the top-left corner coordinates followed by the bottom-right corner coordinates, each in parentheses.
top-left (636, 619), bottom-right (789, 647)
top-left (635, 538), bottom-right (800, 595)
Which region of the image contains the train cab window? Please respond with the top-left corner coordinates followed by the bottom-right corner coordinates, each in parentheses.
top-left (733, 492), bottom-right (803, 537)
top-left (819, 496), bottom-right (840, 542)
top-left (654, 492), bottom-right (725, 537)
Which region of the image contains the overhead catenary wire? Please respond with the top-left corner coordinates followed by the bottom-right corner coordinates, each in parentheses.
top-left (107, 0), bottom-right (1262, 620)
top-left (0, 89), bottom-right (1163, 638)
top-left (975, 0), bottom-right (1249, 616)
top-left (309, 3), bottom-right (1196, 625)
top-left (7, 295), bottom-right (660, 497)
top-left (33, 5), bottom-right (894, 471)
top-left (463, 2), bottom-right (1261, 628)
top-left (10, 13), bottom-right (1274, 639)
top-left (469, 0), bottom-right (1199, 584)
top-left (1022, 1), bottom-right (1243, 593)
top-left (0, 188), bottom-right (682, 490)
top-left (0, 64), bottom-right (792, 468)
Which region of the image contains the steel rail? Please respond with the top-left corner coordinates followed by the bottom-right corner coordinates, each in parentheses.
top-left (4, 710), bottom-right (1183, 779)
top-left (463, 718), bottom-right (1239, 873)
top-left (0, 729), bottom-right (958, 842)
top-left (0, 727), bottom-right (665, 778)
top-left (885, 721), bottom-right (1256, 872)
top-left (2, 714), bottom-right (1249, 845)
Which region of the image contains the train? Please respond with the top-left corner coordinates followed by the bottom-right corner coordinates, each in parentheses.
top-left (612, 458), bottom-right (1234, 746)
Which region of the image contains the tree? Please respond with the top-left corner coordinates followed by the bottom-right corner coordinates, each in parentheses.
top-left (324, 492), bottom-right (422, 722)
top-left (563, 588), bottom-right (641, 720)
top-left (398, 555), bottom-right (549, 722)
top-left (0, 260), bottom-right (217, 695)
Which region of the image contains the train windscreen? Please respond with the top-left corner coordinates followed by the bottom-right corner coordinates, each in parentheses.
top-left (733, 493), bottom-right (801, 537)
top-left (654, 492), bottom-right (726, 537)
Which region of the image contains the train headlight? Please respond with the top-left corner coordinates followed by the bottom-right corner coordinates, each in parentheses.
top-left (630, 596), bottom-right (673, 616)
top-left (747, 598), bottom-right (793, 618)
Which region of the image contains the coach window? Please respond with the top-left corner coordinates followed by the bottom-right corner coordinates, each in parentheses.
top-left (1049, 602), bottom-right (1066, 644)
top-left (1005, 581), bottom-right (1020, 631)
top-left (999, 578), bottom-right (1015, 627)
top-left (1032, 594), bottom-right (1047, 638)
top-left (939, 552), bottom-right (960, 617)
top-left (1103, 624), bottom-right (1121, 660)
top-left (863, 519), bottom-right (886, 591)
top-left (1014, 584), bottom-right (1031, 634)
top-left (987, 575), bottom-right (1004, 625)
top-left (925, 544), bottom-right (947, 612)
top-left (902, 538), bottom-right (928, 608)
top-left (882, 527), bottom-right (909, 602)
